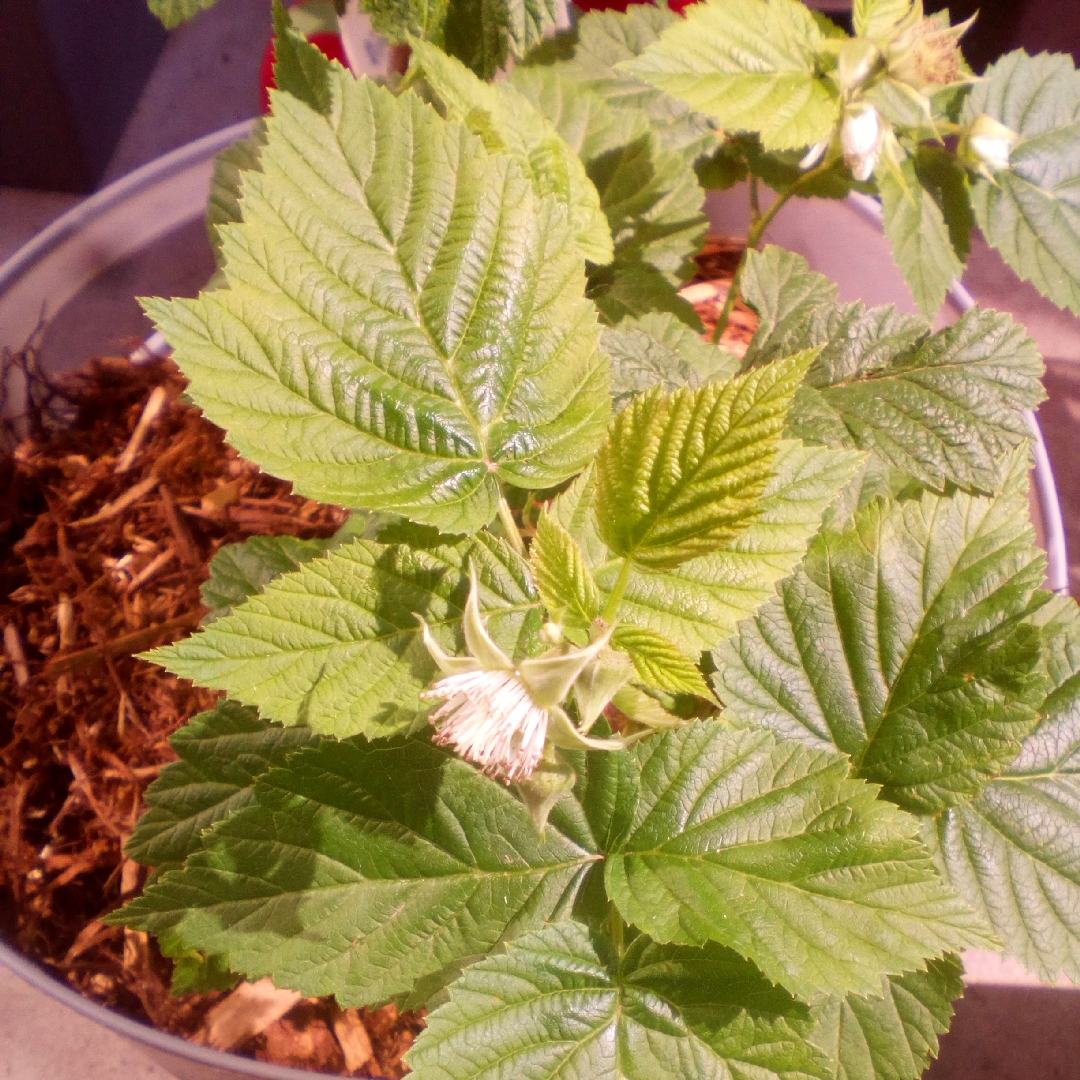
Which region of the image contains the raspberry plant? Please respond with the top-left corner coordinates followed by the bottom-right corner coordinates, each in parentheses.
top-left (113, 2), bottom-right (1080, 1076)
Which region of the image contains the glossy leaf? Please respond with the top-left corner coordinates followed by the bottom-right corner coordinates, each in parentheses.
top-left (965, 51), bottom-right (1080, 316)
top-left (530, 510), bottom-right (602, 636)
top-left (111, 740), bottom-right (598, 1006)
top-left (605, 722), bottom-right (994, 1000)
top-left (148, 533), bottom-right (541, 739)
top-left (612, 623), bottom-right (712, 698)
top-left (625, 0), bottom-right (842, 152)
top-left (407, 922), bottom-right (831, 1080)
top-left (716, 462), bottom-right (1049, 812)
top-left (146, 74), bottom-right (609, 534)
top-left (595, 350), bottom-right (814, 570)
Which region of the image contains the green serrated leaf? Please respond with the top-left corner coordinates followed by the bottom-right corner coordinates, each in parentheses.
top-left (407, 922), bottom-right (831, 1080)
top-left (554, 440), bottom-right (862, 654)
top-left (879, 145), bottom-right (965, 319)
top-left (716, 460), bottom-right (1049, 813)
top-left (595, 350), bottom-right (815, 571)
top-left (964, 50), bottom-right (1080, 316)
top-left (201, 530), bottom-right (357, 623)
top-left (206, 122), bottom-right (266, 258)
top-left (587, 260), bottom-right (703, 330)
top-left (854, 0), bottom-right (914, 41)
top-left (147, 0), bottom-right (220, 29)
top-left (410, 38), bottom-right (613, 265)
top-left (111, 739), bottom-right (598, 1006)
top-left (624, 0), bottom-right (842, 152)
top-left (809, 956), bottom-right (964, 1080)
top-left (361, 0), bottom-right (450, 47)
top-left (530, 510), bottom-right (601, 637)
top-left (272, 0), bottom-right (335, 115)
top-left (612, 624), bottom-right (712, 698)
top-left (442, 0), bottom-right (560, 80)
top-left (147, 533), bottom-right (541, 739)
top-left (927, 595), bottom-right (1080, 983)
top-left (147, 74), bottom-right (610, 535)
top-left (790, 304), bottom-right (1044, 494)
top-left (603, 312), bottom-right (739, 413)
top-left (605, 722), bottom-right (995, 1000)
top-left (125, 701), bottom-right (320, 870)
top-left (167, 947), bottom-right (240, 997)
top-left (741, 246), bottom-right (840, 368)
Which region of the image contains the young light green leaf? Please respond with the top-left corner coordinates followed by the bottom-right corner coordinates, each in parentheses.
top-left (554, 440), bottom-right (863, 654)
top-left (272, 0), bottom-right (335, 115)
top-left (409, 38), bottom-right (613, 265)
top-left (530, 510), bottom-right (602, 637)
top-left (201, 528), bottom-right (360, 623)
top-left (964, 50), bottom-right (1080, 316)
top-left (407, 922), bottom-right (831, 1080)
top-left (605, 722), bottom-right (995, 1000)
top-left (110, 739), bottom-right (598, 1006)
top-left (802, 305), bottom-right (1043, 494)
top-left (595, 349), bottom-right (815, 570)
top-left (741, 246), bottom-right (840, 368)
top-left (927, 596), bottom-right (1080, 983)
top-left (612, 624), bottom-right (712, 699)
top-left (206, 122), bottom-right (266, 257)
top-left (716, 461), bottom-right (1049, 813)
top-left (147, 532), bottom-right (541, 739)
top-left (147, 74), bottom-right (610, 535)
top-left (854, 0), bottom-right (914, 41)
top-left (603, 311), bottom-right (740, 412)
top-left (148, 0), bottom-right (220, 28)
top-left (809, 957), bottom-right (964, 1080)
top-left (624, 0), bottom-right (842, 152)
top-left (125, 701), bottom-right (320, 870)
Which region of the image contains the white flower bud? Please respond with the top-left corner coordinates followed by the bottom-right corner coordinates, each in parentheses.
top-left (961, 113), bottom-right (1019, 175)
top-left (539, 621), bottom-right (563, 646)
top-left (841, 104), bottom-right (883, 182)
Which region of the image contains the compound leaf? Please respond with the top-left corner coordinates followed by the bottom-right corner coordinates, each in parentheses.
top-left (125, 701), bottom-right (320, 870)
top-left (146, 73), bottom-right (609, 535)
top-left (965, 51), bottom-right (1080, 316)
top-left (716, 460), bottom-right (1049, 813)
top-left (928, 596), bottom-right (1080, 983)
top-left (595, 350), bottom-right (815, 570)
top-left (111, 739), bottom-right (597, 1006)
top-left (624, 0), bottom-right (841, 152)
top-left (147, 532), bottom-right (541, 739)
top-left (606, 722), bottom-right (994, 1000)
top-left (407, 921), bottom-right (831, 1080)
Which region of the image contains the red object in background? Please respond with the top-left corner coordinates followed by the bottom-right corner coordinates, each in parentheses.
top-left (259, 32), bottom-right (348, 112)
top-left (573, 0), bottom-right (699, 13)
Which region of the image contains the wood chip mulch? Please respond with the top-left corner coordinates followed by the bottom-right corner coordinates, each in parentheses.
top-left (0, 243), bottom-right (750, 1076)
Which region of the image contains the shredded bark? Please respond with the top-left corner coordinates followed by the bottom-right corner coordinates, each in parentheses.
top-left (0, 248), bottom-right (751, 1076)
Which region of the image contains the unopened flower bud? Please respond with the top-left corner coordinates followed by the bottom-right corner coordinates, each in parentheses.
top-left (960, 113), bottom-right (1019, 175)
top-left (841, 104), bottom-right (883, 182)
top-left (837, 38), bottom-right (883, 95)
top-left (539, 621), bottom-right (563, 646)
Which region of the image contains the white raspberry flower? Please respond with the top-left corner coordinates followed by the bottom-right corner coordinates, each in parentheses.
top-left (418, 568), bottom-right (623, 782)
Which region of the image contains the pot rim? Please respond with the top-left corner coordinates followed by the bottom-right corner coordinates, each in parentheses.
top-left (0, 131), bottom-right (1069, 1080)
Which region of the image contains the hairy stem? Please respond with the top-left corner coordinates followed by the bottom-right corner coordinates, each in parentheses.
top-left (496, 495), bottom-right (525, 557)
top-left (608, 901), bottom-right (626, 961)
top-left (602, 557), bottom-right (634, 624)
top-left (712, 162), bottom-right (835, 346)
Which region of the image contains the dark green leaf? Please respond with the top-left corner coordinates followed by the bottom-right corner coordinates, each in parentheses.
top-left (125, 701), bottom-right (320, 869)
top-left (112, 739), bottom-right (598, 1006)
top-left (272, 0), bottom-right (335, 115)
top-left (605, 722), bottom-right (995, 999)
top-left (206, 122), bottom-right (266, 257)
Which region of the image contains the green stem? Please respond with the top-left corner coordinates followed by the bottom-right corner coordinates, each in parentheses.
top-left (711, 161), bottom-right (835, 346)
top-left (602, 557), bottom-right (633, 624)
top-left (497, 496), bottom-right (525, 558)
